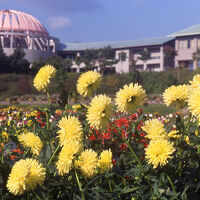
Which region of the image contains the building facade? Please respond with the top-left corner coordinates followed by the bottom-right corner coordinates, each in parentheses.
top-left (1, 9), bottom-right (200, 73)
top-left (58, 37), bottom-right (175, 73)
top-left (0, 10), bottom-right (59, 63)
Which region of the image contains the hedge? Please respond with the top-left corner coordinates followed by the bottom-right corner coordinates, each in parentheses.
top-left (0, 68), bottom-right (199, 97)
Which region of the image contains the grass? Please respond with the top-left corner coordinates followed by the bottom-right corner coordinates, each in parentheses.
top-left (0, 103), bottom-right (178, 115)
top-left (141, 104), bottom-right (178, 115)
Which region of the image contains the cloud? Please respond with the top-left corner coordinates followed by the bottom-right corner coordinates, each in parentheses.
top-left (47, 16), bottom-right (71, 29)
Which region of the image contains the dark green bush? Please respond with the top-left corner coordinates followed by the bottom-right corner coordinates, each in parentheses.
top-left (0, 69), bottom-right (198, 97)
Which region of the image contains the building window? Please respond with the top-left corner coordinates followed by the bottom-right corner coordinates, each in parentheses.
top-left (119, 52), bottom-right (126, 61)
top-left (187, 39), bottom-right (194, 48)
top-left (188, 40), bottom-right (191, 48)
top-left (179, 40), bottom-right (188, 49)
top-left (198, 39), bottom-right (200, 47)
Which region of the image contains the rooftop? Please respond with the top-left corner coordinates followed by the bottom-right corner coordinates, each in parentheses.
top-left (168, 24), bottom-right (200, 37)
top-left (0, 10), bottom-right (49, 36)
top-left (59, 36), bottom-right (175, 51)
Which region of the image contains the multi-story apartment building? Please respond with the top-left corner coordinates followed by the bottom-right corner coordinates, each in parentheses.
top-left (169, 24), bottom-right (200, 70)
top-left (59, 37), bottom-right (175, 73)
top-left (59, 24), bottom-right (200, 73)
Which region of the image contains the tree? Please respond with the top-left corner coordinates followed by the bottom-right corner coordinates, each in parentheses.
top-left (65, 57), bottom-right (73, 72)
top-left (138, 48), bottom-right (151, 71)
top-left (80, 46), bottom-right (119, 74)
top-left (7, 48), bottom-right (30, 73)
top-left (192, 48), bottom-right (200, 70)
top-left (75, 55), bottom-right (82, 72)
top-left (97, 46), bottom-right (118, 74)
top-left (0, 43), bottom-right (8, 73)
top-left (163, 46), bottom-right (177, 69)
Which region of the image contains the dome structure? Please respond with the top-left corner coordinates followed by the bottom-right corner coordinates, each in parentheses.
top-left (0, 9), bottom-right (59, 63)
top-left (0, 10), bottom-right (49, 36)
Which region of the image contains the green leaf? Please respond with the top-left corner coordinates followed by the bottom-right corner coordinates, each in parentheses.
top-left (153, 183), bottom-right (161, 198)
top-left (120, 186), bottom-right (139, 194)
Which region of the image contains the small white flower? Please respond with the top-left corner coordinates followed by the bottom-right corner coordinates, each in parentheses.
top-left (169, 114), bottom-right (173, 118)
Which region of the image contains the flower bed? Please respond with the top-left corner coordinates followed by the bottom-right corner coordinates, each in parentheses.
top-left (1, 67), bottom-right (200, 199)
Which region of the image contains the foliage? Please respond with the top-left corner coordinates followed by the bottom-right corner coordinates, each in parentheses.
top-left (1, 69), bottom-right (200, 199)
top-left (78, 46), bottom-right (119, 74)
top-left (163, 46), bottom-right (177, 69)
top-left (138, 48), bottom-right (151, 63)
top-left (0, 69), bottom-right (199, 97)
top-left (0, 47), bottom-right (30, 74)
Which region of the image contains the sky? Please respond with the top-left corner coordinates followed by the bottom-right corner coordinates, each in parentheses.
top-left (1, 0), bottom-right (200, 43)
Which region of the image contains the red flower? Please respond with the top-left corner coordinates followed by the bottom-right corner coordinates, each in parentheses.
top-left (140, 132), bottom-right (145, 137)
top-left (137, 108), bottom-right (143, 114)
top-left (10, 155), bottom-right (17, 160)
top-left (120, 143), bottom-right (128, 150)
top-left (114, 117), bottom-right (129, 129)
top-left (144, 143), bottom-right (148, 148)
top-left (129, 113), bottom-right (138, 122)
top-left (112, 158), bottom-right (117, 165)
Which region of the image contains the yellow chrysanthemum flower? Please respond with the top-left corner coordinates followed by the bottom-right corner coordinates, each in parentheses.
top-left (7, 158), bottom-right (46, 195)
top-left (145, 139), bottom-right (175, 168)
top-left (57, 116), bottom-right (83, 146)
top-left (163, 85), bottom-right (190, 108)
top-left (142, 119), bottom-right (167, 140)
top-left (75, 149), bottom-right (98, 178)
top-left (86, 94), bottom-right (113, 130)
top-left (2, 131), bottom-right (8, 141)
top-left (115, 83), bottom-right (146, 113)
top-left (98, 149), bottom-right (113, 173)
top-left (18, 132), bottom-right (43, 155)
top-left (168, 130), bottom-right (180, 138)
top-left (56, 140), bottom-right (83, 175)
top-left (185, 136), bottom-right (190, 144)
top-left (190, 74), bottom-right (200, 89)
top-left (33, 65), bottom-right (56, 92)
top-left (188, 88), bottom-right (200, 120)
top-left (72, 104), bottom-right (81, 111)
top-left (77, 71), bottom-right (102, 97)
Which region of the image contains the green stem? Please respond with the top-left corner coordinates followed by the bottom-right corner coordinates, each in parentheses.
top-left (23, 148), bottom-right (30, 158)
top-left (108, 119), bottom-right (142, 167)
top-left (178, 148), bottom-right (182, 176)
top-left (167, 175), bottom-right (176, 193)
top-left (26, 183), bottom-right (42, 200)
top-left (1, 148), bottom-right (4, 164)
top-left (46, 91), bottom-right (50, 130)
top-left (108, 179), bottom-right (113, 192)
top-left (74, 168), bottom-right (85, 200)
top-left (47, 144), bottom-right (60, 165)
top-left (31, 189), bottom-right (42, 200)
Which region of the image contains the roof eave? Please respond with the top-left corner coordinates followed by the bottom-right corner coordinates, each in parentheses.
top-left (168, 32), bottom-right (200, 37)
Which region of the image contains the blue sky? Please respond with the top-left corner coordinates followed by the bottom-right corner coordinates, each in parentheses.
top-left (1, 0), bottom-right (200, 43)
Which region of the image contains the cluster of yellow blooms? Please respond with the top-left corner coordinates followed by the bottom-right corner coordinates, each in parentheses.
top-left (33, 65), bottom-right (56, 92)
top-left (163, 85), bottom-right (190, 109)
top-left (7, 65), bottom-right (200, 196)
top-left (18, 132), bottom-right (43, 155)
top-left (56, 115), bottom-right (113, 178)
top-left (77, 70), bottom-right (102, 97)
top-left (77, 71), bottom-right (146, 130)
top-left (7, 158), bottom-right (46, 195)
top-left (163, 74), bottom-right (200, 122)
top-left (86, 94), bottom-right (113, 130)
top-left (142, 119), bottom-right (176, 168)
top-left (115, 83), bottom-right (146, 113)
